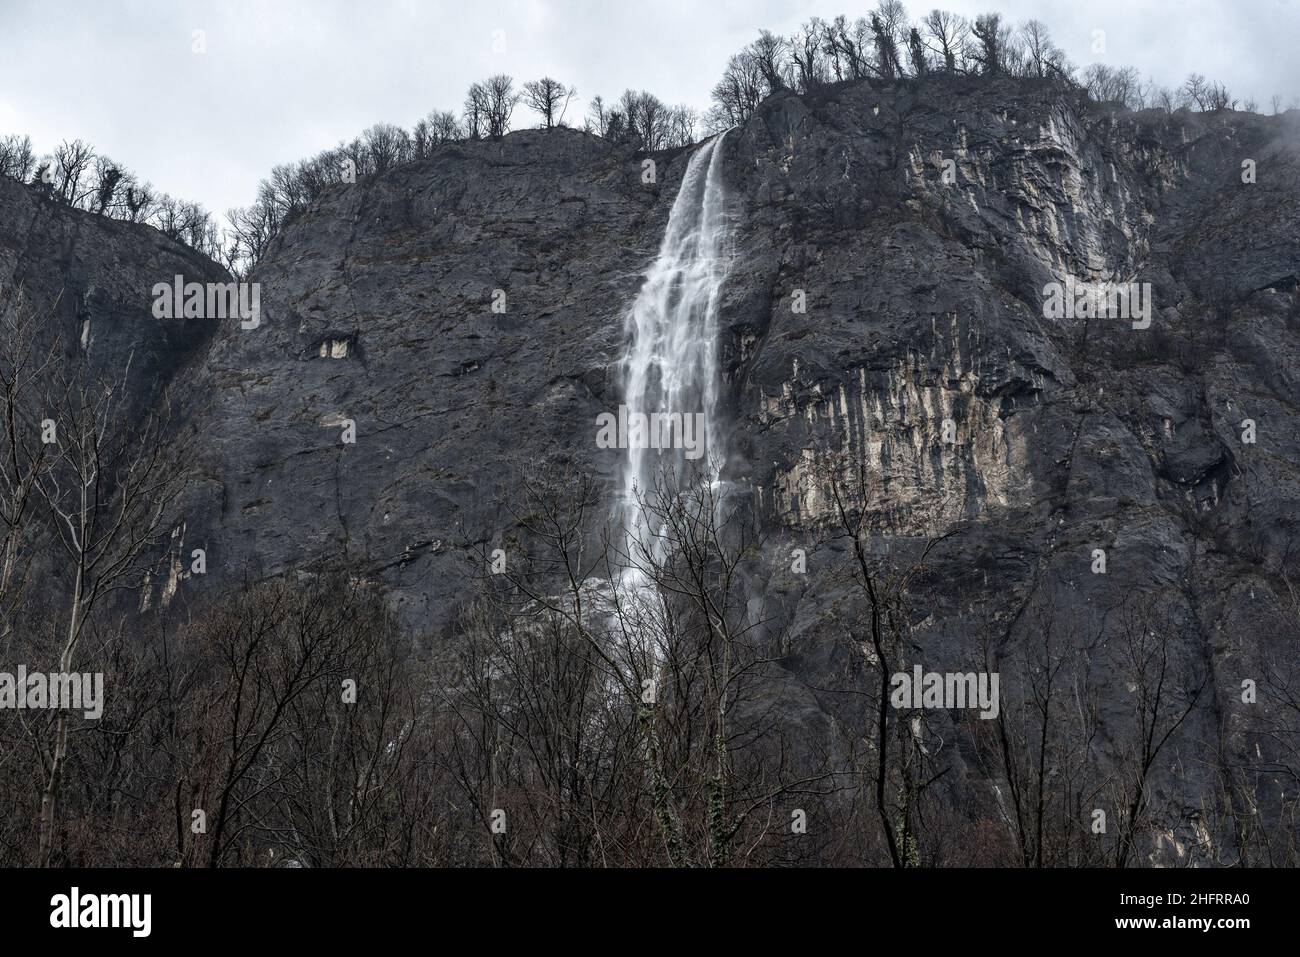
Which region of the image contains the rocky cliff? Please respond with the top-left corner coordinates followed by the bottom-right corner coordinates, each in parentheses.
top-left (7, 73), bottom-right (1298, 864)
top-left (0, 176), bottom-right (230, 415)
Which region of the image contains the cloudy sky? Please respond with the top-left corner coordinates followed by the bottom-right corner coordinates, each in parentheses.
top-left (1, 0), bottom-right (1296, 218)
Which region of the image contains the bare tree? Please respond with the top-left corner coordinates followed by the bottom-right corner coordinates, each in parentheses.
top-left (51, 139), bottom-right (97, 206)
top-left (618, 90), bottom-right (670, 150)
top-left (664, 106), bottom-right (698, 147)
top-left (1204, 81), bottom-right (1235, 112)
top-left (968, 13), bottom-right (1004, 76)
top-left (971, 592), bottom-right (1106, 867)
top-left (818, 16), bottom-right (871, 81)
top-left (91, 157), bottom-right (123, 215)
top-left (1018, 19), bottom-right (1064, 78)
top-left (482, 75), bottom-right (520, 139)
top-left (362, 122), bottom-right (411, 173)
top-left (753, 29), bottom-right (794, 88)
top-left (816, 445), bottom-right (959, 867)
top-left (710, 53), bottom-right (767, 129)
top-left (873, 0), bottom-right (910, 76)
top-left (0, 134), bottom-right (35, 182)
top-left (33, 355), bottom-right (189, 865)
top-left (176, 576), bottom-right (426, 867)
top-left (413, 111), bottom-right (462, 156)
top-left (444, 465), bottom-right (848, 867)
top-left (1182, 73), bottom-right (1210, 111)
top-left (427, 110), bottom-right (462, 145)
top-left (906, 27), bottom-right (929, 77)
top-left (463, 82), bottom-right (488, 140)
top-left (1108, 600), bottom-right (1206, 868)
top-left (790, 18), bottom-right (829, 91)
top-left (922, 9), bottom-right (970, 73)
top-left (224, 199), bottom-right (277, 278)
top-left (1083, 64), bottom-right (1144, 109)
top-left (585, 95), bottom-right (610, 136)
top-left (869, 13), bottom-right (903, 80)
top-left (523, 77), bottom-right (573, 129)
top-left (819, 16), bottom-right (848, 81)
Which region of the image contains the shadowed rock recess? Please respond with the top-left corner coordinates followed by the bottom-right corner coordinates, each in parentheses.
top-left (7, 74), bottom-right (1299, 865)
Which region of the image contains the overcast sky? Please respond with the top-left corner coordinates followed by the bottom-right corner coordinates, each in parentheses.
top-left (1, 0), bottom-right (1296, 218)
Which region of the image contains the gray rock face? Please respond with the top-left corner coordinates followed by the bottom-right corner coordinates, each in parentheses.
top-left (8, 75), bottom-right (1299, 864)
top-left (714, 77), bottom-right (1300, 864)
top-left (0, 179), bottom-right (232, 611)
top-left (0, 177), bottom-right (230, 418)
top-left (170, 128), bottom-right (679, 623)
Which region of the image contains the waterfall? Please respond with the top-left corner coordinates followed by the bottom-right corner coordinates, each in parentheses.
top-left (617, 133), bottom-right (733, 559)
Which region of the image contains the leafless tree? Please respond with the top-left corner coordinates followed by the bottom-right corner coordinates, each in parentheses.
top-left (968, 13), bottom-right (1004, 76)
top-left (441, 465), bottom-right (849, 866)
top-left (618, 90), bottom-right (671, 150)
top-left (174, 576), bottom-right (430, 867)
top-left (753, 30), bottom-right (794, 88)
top-left (1108, 599), bottom-right (1206, 867)
top-left (523, 77), bottom-right (574, 129)
top-left (869, 13), bottom-right (903, 80)
top-left (872, 0), bottom-right (910, 77)
top-left (463, 82), bottom-right (488, 140)
top-left (482, 74), bottom-right (520, 139)
top-left (224, 199), bottom-right (277, 279)
top-left (906, 27), bottom-right (929, 77)
top-left (1182, 72), bottom-right (1210, 111)
top-left (708, 29), bottom-right (795, 131)
top-left (0, 134), bottom-right (35, 182)
top-left (922, 9), bottom-right (970, 73)
top-left (1084, 64), bottom-right (1144, 109)
top-left (585, 95), bottom-right (610, 137)
top-left (412, 111), bottom-right (461, 158)
top-left (710, 53), bottom-right (768, 129)
top-left (819, 16), bottom-right (849, 81)
top-left (427, 110), bottom-right (462, 145)
top-left (971, 591), bottom-right (1106, 867)
top-left (32, 352), bottom-right (189, 864)
top-left (1204, 81), bottom-right (1235, 111)
top-left (790, 19), bottom-right (830, 91)
top-left (362, 123), bottom-right (411, 173)
top-left (1018, 19), bottom-right (1065, 78)
top-left (664, 106), bottom-right (698, 147)
top-left (90, 157), bottom-right (124, 215)
top-left (815, 445), bottom-right (959, 866)
top-left (51, 139), bottom-right (97, 206)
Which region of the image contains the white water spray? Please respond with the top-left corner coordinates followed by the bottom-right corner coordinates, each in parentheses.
top-left (617, 133), bottom-right (733, 558)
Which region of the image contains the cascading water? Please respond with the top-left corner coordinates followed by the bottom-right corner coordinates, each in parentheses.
top-left (617, 133), bottom-right (733, 564)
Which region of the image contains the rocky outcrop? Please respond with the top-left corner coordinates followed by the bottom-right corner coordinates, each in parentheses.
top-left (0, 176), bottom-right (230, 418)
top-left (167, 128), bottom-right (685, 623)
top-left (8, 73), bottom-right (1298, 864)
top-left (716, 75), bottom-right (1300, 864)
